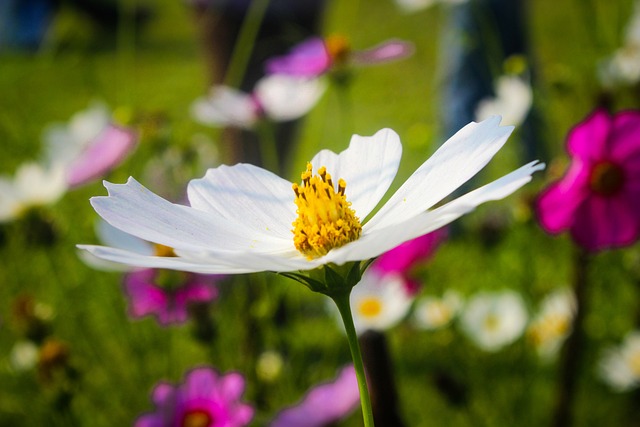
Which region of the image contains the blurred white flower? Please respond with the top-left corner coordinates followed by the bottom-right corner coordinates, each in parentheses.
top-left (413, 290), bottom-right (462, 330)
top-left (598, 1), bottom-right (640, 87)
top-left (9, 340), bottom-right (39, 372)
top-left (43, 101), bottom-right (137, 188)
top-left (527, 288), bottom-right (575, 359)
top-left (0, 162), bottom-right (67, 223)
top-left (349, 270), bottom-right (414, 334)
top-left (191, 75), bottom-right (327, 129)
top-left (460, 290), bottom-right (528, 352)
top-left (475, 75), bottom-right (532, 127)
top-left (394, 0), bottom-right (468, 13)
top-left (599, 331), bottom-right (640, 392)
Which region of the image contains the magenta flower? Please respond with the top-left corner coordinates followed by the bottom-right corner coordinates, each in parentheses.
top-left (536, 108), bottom-right (640, 251)
top-left (265, 35), bottom-right (414, 77)
top-left (123, 269), bottom-right (219, 326)
top-left (370, 228), bottom-right (446, 294)
top-left (136, 367), bottom-right (254, 427)
top-left (269, 365), bottom-right (359, 427)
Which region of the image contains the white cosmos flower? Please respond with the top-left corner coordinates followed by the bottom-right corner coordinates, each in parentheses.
top-left (413, 290), bottom-right (463, 330)
top-left (460, 290), bottom-right (528, 352)
top-left (349, 270), bottom-right (414, 334)
top-left (0, 162), bottom-right (67, 223)
top-left (527, 288), bottom-right (575, 359)
top-left (78, 117), bottom-right (544, 275)
top-left (475, 75), bottom-right (532, 127)
top-left (599, 331), bottom-right (640, 392)
top-left (191, 75), bottom-right (327, 129)
top-left (599, 1), bottom-right (640, 88)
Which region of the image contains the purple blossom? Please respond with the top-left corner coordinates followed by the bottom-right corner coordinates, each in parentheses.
top-left (269, 365), bottom-right (359, 427)
top-left (123, 269), bottom-right (219, 326)
top-left (136, 367), bottom-right (254, 427)
top-left (265, 35), bottom-right (414, 77)
top-left (536, 108), bottom-right (640, 251)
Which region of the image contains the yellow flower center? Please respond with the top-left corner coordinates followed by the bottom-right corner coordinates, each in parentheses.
top-left (325, 34), bottom-right (351, 65)
top-left (291, 163), bottom-right (362, 259)
top-left (358, 297), bottom-right (383, 318)
top-left (629, 350), bottom-right (640, 377)
top-left (181, 410), bottom-right (212, 427)
top-left (154, 243), bottom-right (176, 257)
top-left (483, 314), bottom-right (500, 331)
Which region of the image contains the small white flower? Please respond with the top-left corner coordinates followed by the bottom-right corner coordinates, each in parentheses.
top-left (475, 75), bottom-right (532, 127)
top-left (527, 288), bottom-right (575, 359)
top-left (0, 162), bottom-right (67, 223)
top-left (598, 1), bottom-right (640, 87)
top-left (9, 340), bottom-right (39, 372)
top-left (79, 118), bottom-right (543, 275)
top-left (350, 270), bottom-right (413, 334)
top-left (460, 290), bottom-right (528, 352)
top-left (191, 75), bottom-right (327, 129)
top-left (599, 331), bottom-right (640, 392)
top-left (413, 290), bottom-right (462, 330)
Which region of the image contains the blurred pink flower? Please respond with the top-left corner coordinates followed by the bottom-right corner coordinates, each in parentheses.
top-left (371, 228), bottom-right (446, 294)
top-left (136, 367), bottom-right (254, 427)
top-left (536, 108), bottom-right (640, 251)
top-left (44, 102), bottom-right (137, 188)
top-left (123, 269), bottom-right (219, 326)
top-left (265, 35), bottom-right (414, 77)
top-left (269, 365), bottom-right (359, 427)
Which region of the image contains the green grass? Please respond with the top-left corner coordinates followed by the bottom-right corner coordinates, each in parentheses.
top-left (1, 0), bottom-right (640, 426)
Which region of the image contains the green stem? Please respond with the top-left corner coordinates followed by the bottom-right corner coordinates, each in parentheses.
top-left (224, 0), bottom-right (270, 88)
top-left (331, 291), bottom-right (375, 427)
top-left (117, 0), bottom-right (136, 106)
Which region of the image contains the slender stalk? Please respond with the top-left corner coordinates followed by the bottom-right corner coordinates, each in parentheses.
top-left (331, 291), bottom-right (375, 427)
top-left (117, 0), bottom-right (136, 106)
top-left (550, 247), bottom-right (589, 427)
top-left (224, 0), bottom-right (270, 88)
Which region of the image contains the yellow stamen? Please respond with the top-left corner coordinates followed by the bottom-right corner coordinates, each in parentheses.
top-left (325, 34), bottom-right (351, 65)
top-left (181, 410), bottom-right (212, 427)
top-left (358, 298), bottom-right (383, 318)
top-left (292, 163), bottom-right (362, 259)
top-left (154, 243), bottom-right (176, 257)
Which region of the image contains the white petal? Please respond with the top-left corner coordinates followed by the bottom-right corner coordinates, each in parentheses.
top-left (78, 244), bottom-right (316, 274)
top-left (191, 86), bottom-right (257, 129)
top-left (91, 178), bottom-right (290, 254)
top-left (309, 128), bottom-right (402, 220)
top-left (365, 117), bottom-right (513, 230)
top-left (187, 163), bottom-right (296, 240)
top-left (255, 75), bottom-right (327, 121)
top-left (322, 161), bottom-right (544, 265)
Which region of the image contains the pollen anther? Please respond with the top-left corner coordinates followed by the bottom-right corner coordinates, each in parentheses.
top-left (292, 163), bottom-right (362, 259)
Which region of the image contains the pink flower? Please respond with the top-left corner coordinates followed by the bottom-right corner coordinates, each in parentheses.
top-left (269, 365), bottom-right (359, 427)
top-left (123, 269), bottom-right (219, 326)
top-left (370, 228), bottom-right (446, 294)
top-left (265, 35), bottom-right (414, 77)
top-left (66, 125), bottom-right (137, 188)
top-left (136, 367), bottom-right (254, 427)
top-left (536, 109), bottom-right (640, 251)
top-left (44, 102), bottom-right (137, 188)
